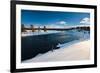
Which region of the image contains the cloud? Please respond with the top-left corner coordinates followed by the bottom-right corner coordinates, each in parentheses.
top-left (46, 22), bottom-right (67, 28)
top-left (26, 21), bottom-right (68, 28)
top-left (57, 21), bottom-right (67, 25)
top-left (46, 24), bottom-right (65, 28)
top-left (80, 17), bottom-right (90, 25)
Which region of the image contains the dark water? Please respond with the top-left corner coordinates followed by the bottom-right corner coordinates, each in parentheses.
top-left (21, 30), bottom-right (89, 61)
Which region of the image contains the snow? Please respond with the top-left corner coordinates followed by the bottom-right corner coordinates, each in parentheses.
top-left (22, 29), bottom-right (90, 38)
top-left (71, 30), bottom-right (90, 39)
top-left (21, 25), bottom-right (90, 37)
top-left (22, 40), bottom-right (90, 63)
top-left (21, 30), bottom-right (60, 37)
top-left (21, 29), bottom-right (90, 63)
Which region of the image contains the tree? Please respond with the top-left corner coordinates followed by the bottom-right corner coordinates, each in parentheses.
top-left (44, 26), bottom-right (47, 32)
top-left (21, 24), bottom-right (26, 32)
top-left (38, 26), bottom-right (41, 32)
top-left (31, 25), bottom-right (35, 32)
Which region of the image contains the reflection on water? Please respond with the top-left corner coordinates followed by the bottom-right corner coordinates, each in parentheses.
top-left (21, 30), bottom-right (90, 61)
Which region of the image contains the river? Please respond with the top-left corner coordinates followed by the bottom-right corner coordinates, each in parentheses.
top-left (21, 30), bottom-right (90, 61)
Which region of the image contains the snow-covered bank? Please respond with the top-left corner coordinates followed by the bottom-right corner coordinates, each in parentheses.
top-left (23, 40), bottom-right (90, 63)
top-left (21, 31), bottom-right (60, 37)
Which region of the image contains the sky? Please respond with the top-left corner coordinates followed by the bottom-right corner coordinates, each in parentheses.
top-left (21, 10), bottom-right (90, 28)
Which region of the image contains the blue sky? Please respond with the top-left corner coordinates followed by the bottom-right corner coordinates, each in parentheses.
top-left (21, 10), bottom-right (90, 27)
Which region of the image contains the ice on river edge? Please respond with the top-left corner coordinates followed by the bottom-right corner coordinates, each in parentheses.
top-left (22, 29), bottom-right (90, 63)
top-left (22, 40), bottom-right (90, 63)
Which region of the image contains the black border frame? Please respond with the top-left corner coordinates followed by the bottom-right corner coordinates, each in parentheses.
top-left (10, 1), bottom-right (97, 73)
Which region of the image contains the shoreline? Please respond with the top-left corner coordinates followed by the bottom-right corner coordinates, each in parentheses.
top-left (21, 31), bottom-right (60, 37)
top-left (23, 40), bottom-right (90, 63)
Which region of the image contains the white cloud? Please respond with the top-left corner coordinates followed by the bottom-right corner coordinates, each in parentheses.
top-left (80, 17), bottom-right (90, 25)
top-left (46, 24), bottom-right (65, 28)
top-left (24, 21), bottom-right (68, 28)
top-left (58, 21), bottom-right (67, 25)
top-left (44, 21), bottom-right (68, 28)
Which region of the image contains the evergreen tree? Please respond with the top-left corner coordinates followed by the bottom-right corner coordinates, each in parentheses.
top-left (21, 24), bottom-right (25, 32)
top-left (44, 26), bottom-right (47, 32)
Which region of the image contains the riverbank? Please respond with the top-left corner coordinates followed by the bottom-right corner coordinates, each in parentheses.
top-left (21, 31), bottom-right (60, 37)
top-left (23, 40), bottom-right (90, 63)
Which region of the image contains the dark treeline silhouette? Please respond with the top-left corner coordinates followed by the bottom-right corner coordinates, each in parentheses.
top-left (75, 27), bottom-right (90, 31)
top-left (21, 24), bottom-right (26, 32)
top-left (21, 24), bottom-right (90, 32)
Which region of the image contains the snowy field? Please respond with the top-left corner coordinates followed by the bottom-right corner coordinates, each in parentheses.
top-left (21, 30), bottom-right (60, 37)
top-left (21, 25), bottom-right (90, 37)
top-left (21, 29), bottom-right (90, 63)
top-left (23, 40), bottom-right (90, 63)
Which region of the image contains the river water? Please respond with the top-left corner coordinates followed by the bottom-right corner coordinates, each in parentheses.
top-left (21, 30), bottom-right (90, 61)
